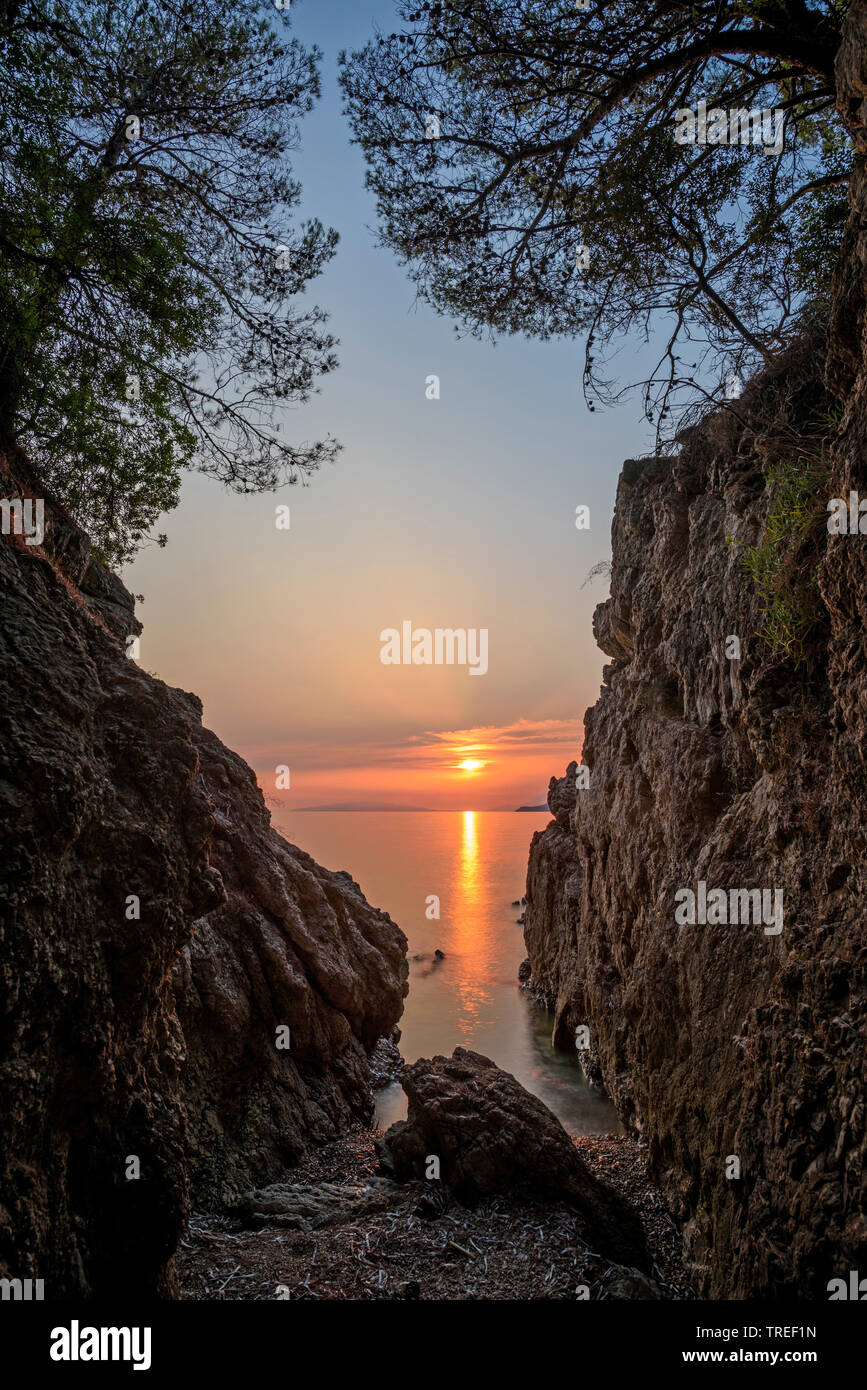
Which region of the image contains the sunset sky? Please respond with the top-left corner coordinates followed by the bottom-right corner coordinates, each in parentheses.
top-left (123, 0), bottom-right (653, 811)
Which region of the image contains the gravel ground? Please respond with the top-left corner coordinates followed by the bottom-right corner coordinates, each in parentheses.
top-left (176, 1126), bottom-right (696, 1301)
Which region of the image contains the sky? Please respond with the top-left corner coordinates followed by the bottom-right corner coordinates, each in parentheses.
top-left (123, 0), bottom-right (654, 811)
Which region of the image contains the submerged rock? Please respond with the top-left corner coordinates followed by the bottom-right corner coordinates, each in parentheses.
top-left (376, 1047), bottom-right (650, 1271)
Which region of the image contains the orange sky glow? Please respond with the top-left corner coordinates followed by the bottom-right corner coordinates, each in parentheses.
top-left (257, 717), bottom-right (584, 810)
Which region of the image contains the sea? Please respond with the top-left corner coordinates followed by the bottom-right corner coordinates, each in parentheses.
top-left (274, 809), bottom-right (622, 1136)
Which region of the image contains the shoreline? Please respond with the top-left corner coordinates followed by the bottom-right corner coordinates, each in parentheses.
top-left (177, 1124), bottom-right (696, 1301)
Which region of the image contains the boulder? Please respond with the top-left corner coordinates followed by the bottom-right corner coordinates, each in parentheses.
top-left (376, 1047), bottom-right (649, 1271)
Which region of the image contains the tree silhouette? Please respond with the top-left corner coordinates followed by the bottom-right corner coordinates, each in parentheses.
top-left (341, 0), bottom-right (851, 435)
top-left (0, 0), bottom-right (339, 562)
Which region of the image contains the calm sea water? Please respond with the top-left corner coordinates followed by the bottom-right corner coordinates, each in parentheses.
top-left (276, 810), bottom-right (622, 1137)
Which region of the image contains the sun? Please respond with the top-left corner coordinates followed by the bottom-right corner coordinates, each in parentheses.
top-left (458, 759), bottom-right (485, 772)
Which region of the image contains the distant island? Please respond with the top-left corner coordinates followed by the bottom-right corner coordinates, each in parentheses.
top-left (292, 803), bottom-right (433, 812)
top-left (515, 804), bottom-right (549, 812)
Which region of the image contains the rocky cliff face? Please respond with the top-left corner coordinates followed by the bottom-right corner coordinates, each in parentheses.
top-left (0, 443), bottom-right (407, 1297)
top-left (176, 715), bottom-right (408, 1207)
top-left (523, 5), bottom-right (867, 1301)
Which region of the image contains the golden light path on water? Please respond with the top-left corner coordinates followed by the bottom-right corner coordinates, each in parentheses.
top-left (275, 809), bottom-right (622, 1135)
top-left (452, 810), bottom-right (494, 1037)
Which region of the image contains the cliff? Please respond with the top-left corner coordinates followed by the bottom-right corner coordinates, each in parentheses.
top-left (0, 444), bottom-right (407, 1296)
top-left (523, 5), bottom-right (867, 1300)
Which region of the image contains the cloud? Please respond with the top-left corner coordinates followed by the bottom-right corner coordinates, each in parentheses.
top-left (246, 716), bottom-right (582, 775)
top-left (414, 717), bottom-right (582, 751)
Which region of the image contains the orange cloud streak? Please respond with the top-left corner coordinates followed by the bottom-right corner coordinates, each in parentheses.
top-left (254, 717), bottom-right (584, 810)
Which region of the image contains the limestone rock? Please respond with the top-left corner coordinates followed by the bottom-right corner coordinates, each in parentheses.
top-left (376, 1047), bottom-right (649, 1271)
top-left (522, 8), bottom-right (867, 1293)
top-left (547, 760), bottom-right (579, 830)
top-left (369, 1036), bottom-right (404, 1091)
top-left (0, 443), bottom-right (408, 1295)
top-left (175, 717), bottom-right (408, 1207)
top-left (526, 369), bottom-right (867, 1297)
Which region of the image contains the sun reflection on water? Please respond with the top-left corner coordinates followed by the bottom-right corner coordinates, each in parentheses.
top-left (277, 809), bottom-right (623, 1136)
top-left (452, 810), bottom-right (493, 1034)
